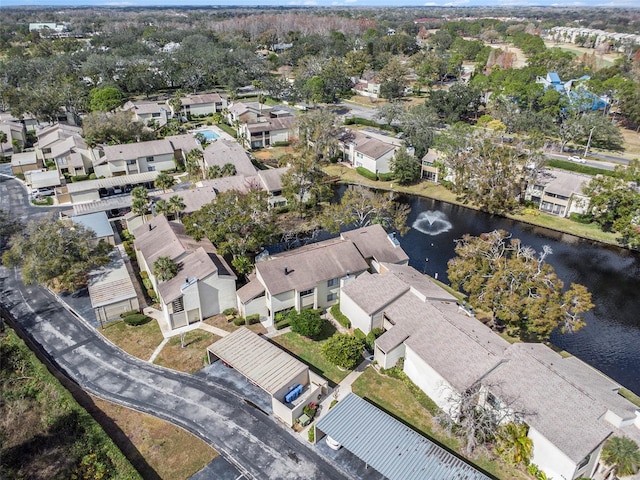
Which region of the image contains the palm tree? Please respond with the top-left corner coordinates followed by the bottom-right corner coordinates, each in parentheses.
top-left (195, 132), bottom-right (208, 147)
top-left (0, 131), bottom-right (7, 158)
top-left (207, 165), bottom-right (222, 179)
top-left (185, 148), bottom-right (204, 180)
top-left (168, 195), bottom-right (186, 222)
top-left (131, 186), bottom-right (150, 220)
top-left (153, 256), bottom-right (178, 281)
top-left (601, 436), bottom-right (640, 479)
top-left (154, 199), bottom-right (170, 217)
top-left (154, 172), bottom-right (176, 193)
top-left (221, 163), bottom-right (237, 177)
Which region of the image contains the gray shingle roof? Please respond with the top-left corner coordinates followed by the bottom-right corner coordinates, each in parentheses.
top-left (352, 130), bottom-right (396, 159)
top-left (257, 167), bottom-right (288, 192)
top-left (102, 139), bottom-right (174, 162)
top-left (256, 238), bottom-right (369, 296)
top-left (157, 247), bottom-right (221, 303)
top-left (315, 393), bottom-right (492, 480)
top-left (341, 224), bottom-right (409, 265)
top-left (484, 343), bottom-right (615, 463)
top-left (66, 171), bottom-right (159, 193)
top-left (246, 116), bottom-right (295, 134)
top-left (203, 139), bottom-right (256, 177)
top-left (383, 263), bottom-right (458, 302)
top-left (341, 271), bottom-right (409, 315)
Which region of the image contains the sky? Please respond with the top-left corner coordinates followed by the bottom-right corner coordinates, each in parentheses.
top-left (2, 0), bottom-right (639, 7)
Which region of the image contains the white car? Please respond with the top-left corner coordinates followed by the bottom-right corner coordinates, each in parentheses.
top-left (31, 187), bottom-right (55, 197)
top-left (568, 156), bottom-right (586, 164)
top-left (325, 435), bottom-right (342, 450)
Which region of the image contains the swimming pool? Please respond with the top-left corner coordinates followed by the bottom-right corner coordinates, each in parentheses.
top-left (195, 129), bottom-right (220, 141)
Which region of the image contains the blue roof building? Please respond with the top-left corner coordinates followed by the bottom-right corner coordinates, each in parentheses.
top-left (536, 72), bottom-right (608, 112)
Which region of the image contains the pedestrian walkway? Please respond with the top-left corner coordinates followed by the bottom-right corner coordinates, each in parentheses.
top-left (148, 337), bottom-right (169, 363)
top-left (143, 305), bottom-right (230, 339)
top-left (299, 356), bottom-right (371, 441)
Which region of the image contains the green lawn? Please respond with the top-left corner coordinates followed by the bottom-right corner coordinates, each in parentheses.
top-left (352, 368), bottom-right (532, 480)
top-left (154, 330), bottom-right (220, 374)
top-left (100, 319), bottom-right (164, 361)
top-left (270, 322), bottom-right (351, 385)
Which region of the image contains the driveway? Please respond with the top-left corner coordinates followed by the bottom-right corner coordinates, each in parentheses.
top-left (0, 266), bottom-right (350, 480)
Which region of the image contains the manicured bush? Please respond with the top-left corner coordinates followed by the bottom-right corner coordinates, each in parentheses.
top-left (289, 309), bottom-right (324, 338)
top-left (89, 173), bottom-right (97, 180)
top-left (223, 307), bottom-right (238, 316)
top-left (246, 314), bottom-right (261, 325)
top-left (139, 270), bottom-right (148, 279)
top-left (377, 172), bottom-right (395, 182)
top-left (321, 333), bottom-right (365, 369)
top-left (71, 174), bottom-right (90, 182)
top-left (330, 304), bottom-right (351, 329)
top-left (120, 309), bottom-right (140, 319)
top-left (275, 318), bottom-right (291, 330)
top-left (329, 399), bottom-right (338, 409)
top-left (272, 141), bottom-right (291, 147)
top-left (343, 116), bottom-right (395, 132)
top-left (233, 317), bottom-right (246, 326)
top-left (569, 212), bottom-right (593, 224)
top-left (307, 427), bottom-right (315, 443)
top-left (122, 314), bottom-right (150, 326)
top-left (356, 167), bottom-right (377, 181)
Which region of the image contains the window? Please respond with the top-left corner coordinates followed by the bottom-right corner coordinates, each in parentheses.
top-left (172, 297), bottom-right (184, 313)
top-left (148, 166), bottom-right (156, 171)
top-left (146, 156), bottom-right (155, 162)
top-left (152, 112), bottom-right (161, 118)
top-left (356, 152), bottom-right (363, 159)
top-left (327, 293), bottom-right (337, 302)
top-left (327, 278), bottom-right (339, 287)
top-left (299, 288), bottom-right (313, 297)
top-left (126, 159), bottom-right (136, 165)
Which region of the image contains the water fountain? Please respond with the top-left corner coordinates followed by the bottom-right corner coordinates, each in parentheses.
top-left (412, 210), bottom-right (453, 236)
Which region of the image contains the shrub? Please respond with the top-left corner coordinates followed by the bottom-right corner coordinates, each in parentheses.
top-left (330, 304), bottom-right (351, 328)
top-left (289, 309), bottom-right (324, 338)
top-left (71, 174), bottom-right (90, 182)
top-left (321, 333), bottom-right (365, 369)
top-left (223, 307), bottom-right (238, 316)
top-left (343, 117), bottom-right (395, 132)
top-left (307, 428), bottom-right (315, 443)
top-left (139, 270), bottom-right (148, 279)
top-left (303, 402), bottom-right (318, 418)
top-left (142, 278), bottom-right (153, 290)
top-left (569, 212), bottom-right (593, 224)
top-left (365, 327), bottom-right (384, 353)
top-left (119, 309), bottom-right (140, 319)
top-left (31, 197), bottom-right (53, 206)
top-left (377, 172), bottom-right (395, 182)
top-left (122, 314), bottom-right (150, 326)
top-left (233, 317), bottom-right (246, 326)
top-left (275, 318), bottom-right (291, 330)
top-left (272, 141), bottom-right (291, 147)
top-left (89, 173), bottom-right (97, 180)
top-left (329, 399), bottom-right (338, 409)
top-left (246, 314), bottom-right (261, 325)
top-left (356, 167), bottom-right (377, 181)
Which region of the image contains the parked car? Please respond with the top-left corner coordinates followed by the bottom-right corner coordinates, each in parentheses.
top-left (325, 435), bottom-right (342, 450)
top-left (31, 187), bottom-right (55, 197)
top-left (568, 156), bottom-right (586, 164)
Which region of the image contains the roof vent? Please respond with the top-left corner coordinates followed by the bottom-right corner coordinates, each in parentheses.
top-left (284, 266), bottom-right (290, 275)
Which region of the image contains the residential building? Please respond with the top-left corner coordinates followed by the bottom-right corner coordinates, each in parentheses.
top-left (203, 139), bottom-right (257, 177)
top-left (123, 100), bottom-right (169, 127)
top-left (134, 215), bottom-right (236, 330)
top-left (527, 168), bottom-right (591, 217)
top-left (177, 93), bottom-right (227, 117)
top-left (94, 139), bottom-right (175, 177)
top-left (50, 135), bottom-right (93, 177)
top-left (0, 119), bottom-right (26, 157)
top-left (65, 171), bottom-right (158, 204)
top-left (236, 224), bottom-right (409, 324)
top-left (240, 115), bottom-right (296, 149)
top-left (353, 79), bottom-right (381, 99)
top-left (536, 72), bottom-right (608, 112)
top-left (340, 129), bottom-right (408, 175)
top-left (337, 262), bottom-right (640, 480)
top-left (227, 102), bottom-right (266, 125)
top-left (421, 150), bottom-right (440, 182)
top-left (34, 124), bottom-right (83, 164)
top-left (256, 167), bottom-right (288, 208)
top-left (71, 211), bottom-right (115, 245)
top-left (11, 151), bottom-right (41, 175)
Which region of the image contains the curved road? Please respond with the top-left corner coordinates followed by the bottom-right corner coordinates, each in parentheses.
top-left (0, 175), bottom-right (352, 480)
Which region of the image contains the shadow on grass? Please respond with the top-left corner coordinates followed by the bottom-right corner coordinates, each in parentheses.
top-left (313, 320), bottom-right (337, 341)
top-left (358, 395), bottom-right (500, 480)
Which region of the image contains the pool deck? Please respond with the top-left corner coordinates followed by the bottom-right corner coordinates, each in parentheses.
top-left (191, 125), bottom-right (236, 143)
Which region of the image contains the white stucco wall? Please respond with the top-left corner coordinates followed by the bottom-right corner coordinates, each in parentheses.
top-left (138, 152), bottom-right (175, 173)
top-left (269, 290), bottom-right (295, 318)
top-left (270, 129), bottom-right (290, 144)
top-left (339, 292), bottom-right (372, 333)
top-left (403, 345), bottom-right (457, 414)
top-left (528, 427), bottom-right (579, 480)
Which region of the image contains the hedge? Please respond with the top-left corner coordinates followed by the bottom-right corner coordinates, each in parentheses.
top-left (356, 167), bottom-right (377, 181)
top-left (223, 307), bottom-right (238, 316)
top-left (343, 116), bottom-right (396, 132)
top-left (71, 174), bottom-right (90, 182)
top-left (120, 309), bottom-right (140, 319)
top-left (233, 317), bottom-right (246, 326)
top-left (275, 318), bottom-right (291, 330)
top-left (246, 314), bottom-right (261, 325)
top-left (122, 314), bottom-right (150, 326)
top-left (330, 304), bottom-right (351, 328)
top-left (377, 172), bottom-right (395, 182)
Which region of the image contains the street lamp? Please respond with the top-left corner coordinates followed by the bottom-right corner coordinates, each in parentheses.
top-left (584, 126), bottom-right (596, 158)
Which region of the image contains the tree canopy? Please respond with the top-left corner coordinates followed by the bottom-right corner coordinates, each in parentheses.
top-left (2, 216), bottom-right (112, 292)
top-left (322, 185), bottom-right (410, 235)
top-left (447, 230), bottom-right (593, 341)
top-left (289, 309), bottom-right (324, 339)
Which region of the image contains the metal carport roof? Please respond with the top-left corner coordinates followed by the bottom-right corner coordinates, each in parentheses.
top-left (206, 327), bottom-right (308, 396)
top-left (315, 393), bottom-right (493, 480)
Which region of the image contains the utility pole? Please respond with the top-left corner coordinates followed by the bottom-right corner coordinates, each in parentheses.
top-left (584, 126), bottom-right (595, 157)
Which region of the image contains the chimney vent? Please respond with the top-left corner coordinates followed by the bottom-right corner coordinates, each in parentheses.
top-left (284, 266), bottom-right (289, 275)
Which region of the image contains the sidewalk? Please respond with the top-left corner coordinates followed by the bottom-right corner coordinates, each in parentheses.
top-left (299, 356), bottom-right (371, 440)
top-left (143, 305), bottom-right (230, 339)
